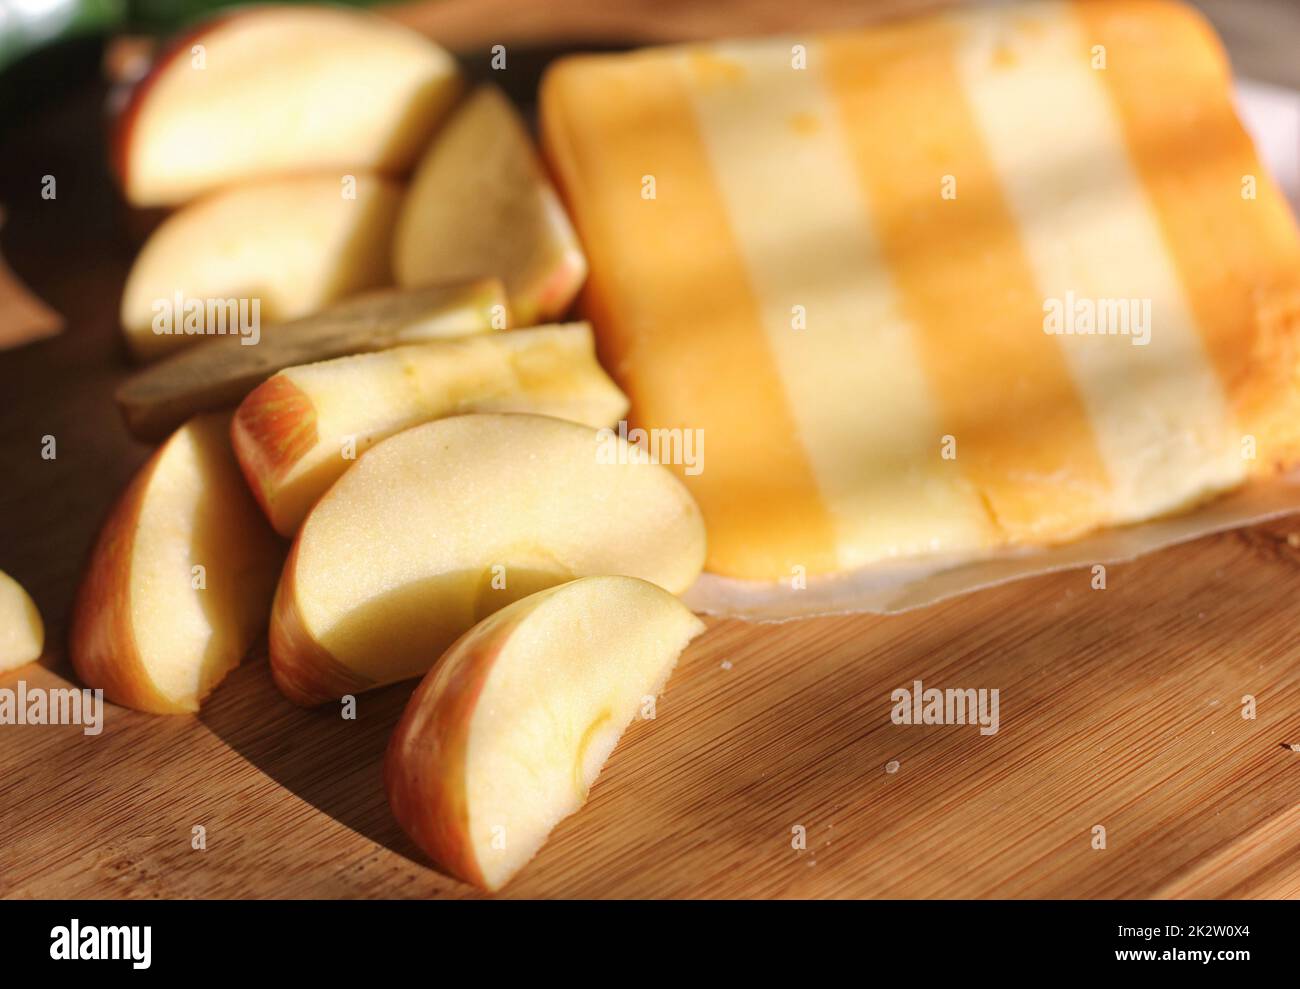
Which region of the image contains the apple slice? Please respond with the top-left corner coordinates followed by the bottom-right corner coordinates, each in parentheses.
top-left (232, 323), bottom-right (629, 535)
top-left (0, 570), bottom-right (44, 673)
top-left (71, 413), bottom-right (284, 714)
top-left (114, 5), bottom-right (461, 207)
top-left (120, 173), bottom-right (404, 362)
top-left (270, 413), bottom-right (705, 706)
top-left (116, 279), bottom-right (507, 441)
top-left (393, 85), bottom-right (587, 326)
top-left (385, 575), bottom-right (705, 891)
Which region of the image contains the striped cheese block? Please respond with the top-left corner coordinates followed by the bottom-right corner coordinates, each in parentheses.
top-left (541, 0), bottom-right (1300, 580)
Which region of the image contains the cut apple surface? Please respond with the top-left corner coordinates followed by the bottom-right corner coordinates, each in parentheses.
top-left (386, 575), bottom-right (705, 891)
top-left (270, 413), bottom-right (706, 706)
top-left (115, 5), bottom-right (460, 206)
top-left (116, 279), bottom-right (507, 441)
top-left (120, 173), bottom-right (404, 362)
top-left (0, 570), bottom-right (44, 673)
top-left (233, 323), bottom-right (628, 535)
top-left (71, 413), bottom-right (284, 714)
top-left (393, 85), bottom-right (586, 326)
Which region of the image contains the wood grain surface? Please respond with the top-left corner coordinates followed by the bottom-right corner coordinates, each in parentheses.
top-left (2, 25), bottom-right (1299, 902)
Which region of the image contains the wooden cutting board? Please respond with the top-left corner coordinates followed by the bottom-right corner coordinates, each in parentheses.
top-left (2, 50), bottom-right (1299, 903)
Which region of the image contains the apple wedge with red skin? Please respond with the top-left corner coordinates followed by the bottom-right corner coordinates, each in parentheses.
top-left (393, 85), bottom-right (587, 326)
top-left (231, 322), bottom-right (628, 535)
top-left (71, 413), bottom-right (284, 714)
top-left (120, 173), bottom-right (404, 361)
top-left (385, 575), bottom-right (705, 891)
top-left (269, 413), bottom-right (706, 706)
top-left (114, 5), bottom-right (461, 207)
top-left (0, 570), bottom-right (44, 673)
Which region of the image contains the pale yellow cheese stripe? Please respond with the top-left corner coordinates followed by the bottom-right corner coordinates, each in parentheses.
top-left (681, 41), bottom-right (1000, 569)
top-left (952, 1), bottom-right (1244, 524)
top-left (823, 20), bottom-right (1113, 547)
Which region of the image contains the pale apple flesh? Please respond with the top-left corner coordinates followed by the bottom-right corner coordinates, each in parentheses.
top-left (385, 575), bottom-right (706, 891)
top-left (120, 173), bottom-right (404, 362)
top-left (115, 5), bottom-right (461, 207)
top-left (232, 323), bottom-right (629, 535)
top-left (393, 85), bottom-right (587, 326)
top-left (269, 413), bottom-right (706, 706)
top-left (116, 279), bottom-right (508, 442)
top-left (71, 413), bottom-right (284, 714)
top-left (0, 570), bottom-right (44, 673)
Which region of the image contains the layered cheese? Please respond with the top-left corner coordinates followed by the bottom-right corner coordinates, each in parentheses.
top-left (541, 0), bottom-right (1300, 579)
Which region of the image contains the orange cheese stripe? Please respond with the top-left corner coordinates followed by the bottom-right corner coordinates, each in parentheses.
top-left (541, 53), bottom-right (839, 577)
top-left (823, 22), bottom-right (1113, 543)
top-left (1077, 0), bottom-right (1300, 470)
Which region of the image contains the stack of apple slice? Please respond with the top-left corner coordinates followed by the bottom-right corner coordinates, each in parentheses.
top-left (274, 416), bottom-right (706, 889)
top-left (115, 5), bottom-right (462, 360)
top-left (71, 409), bottom-right (708, 888)
top-left (268, 413), bottom-right (706, 704)
top-left (116, 5), bottom-right (588, 364)
top-left (65, 3), bottom-right (711, 892)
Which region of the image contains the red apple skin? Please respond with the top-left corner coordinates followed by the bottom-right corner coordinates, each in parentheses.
top-left (70, 451), bottom-right (194, 714)
top-left (268, 540), bottom-right (378, 707)
top-left (231, 374), bottom-right (319, 526)
top-left (529, 253), bottom-right (588, 326)
top-left (383, 614), bottom-right (523, 890)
